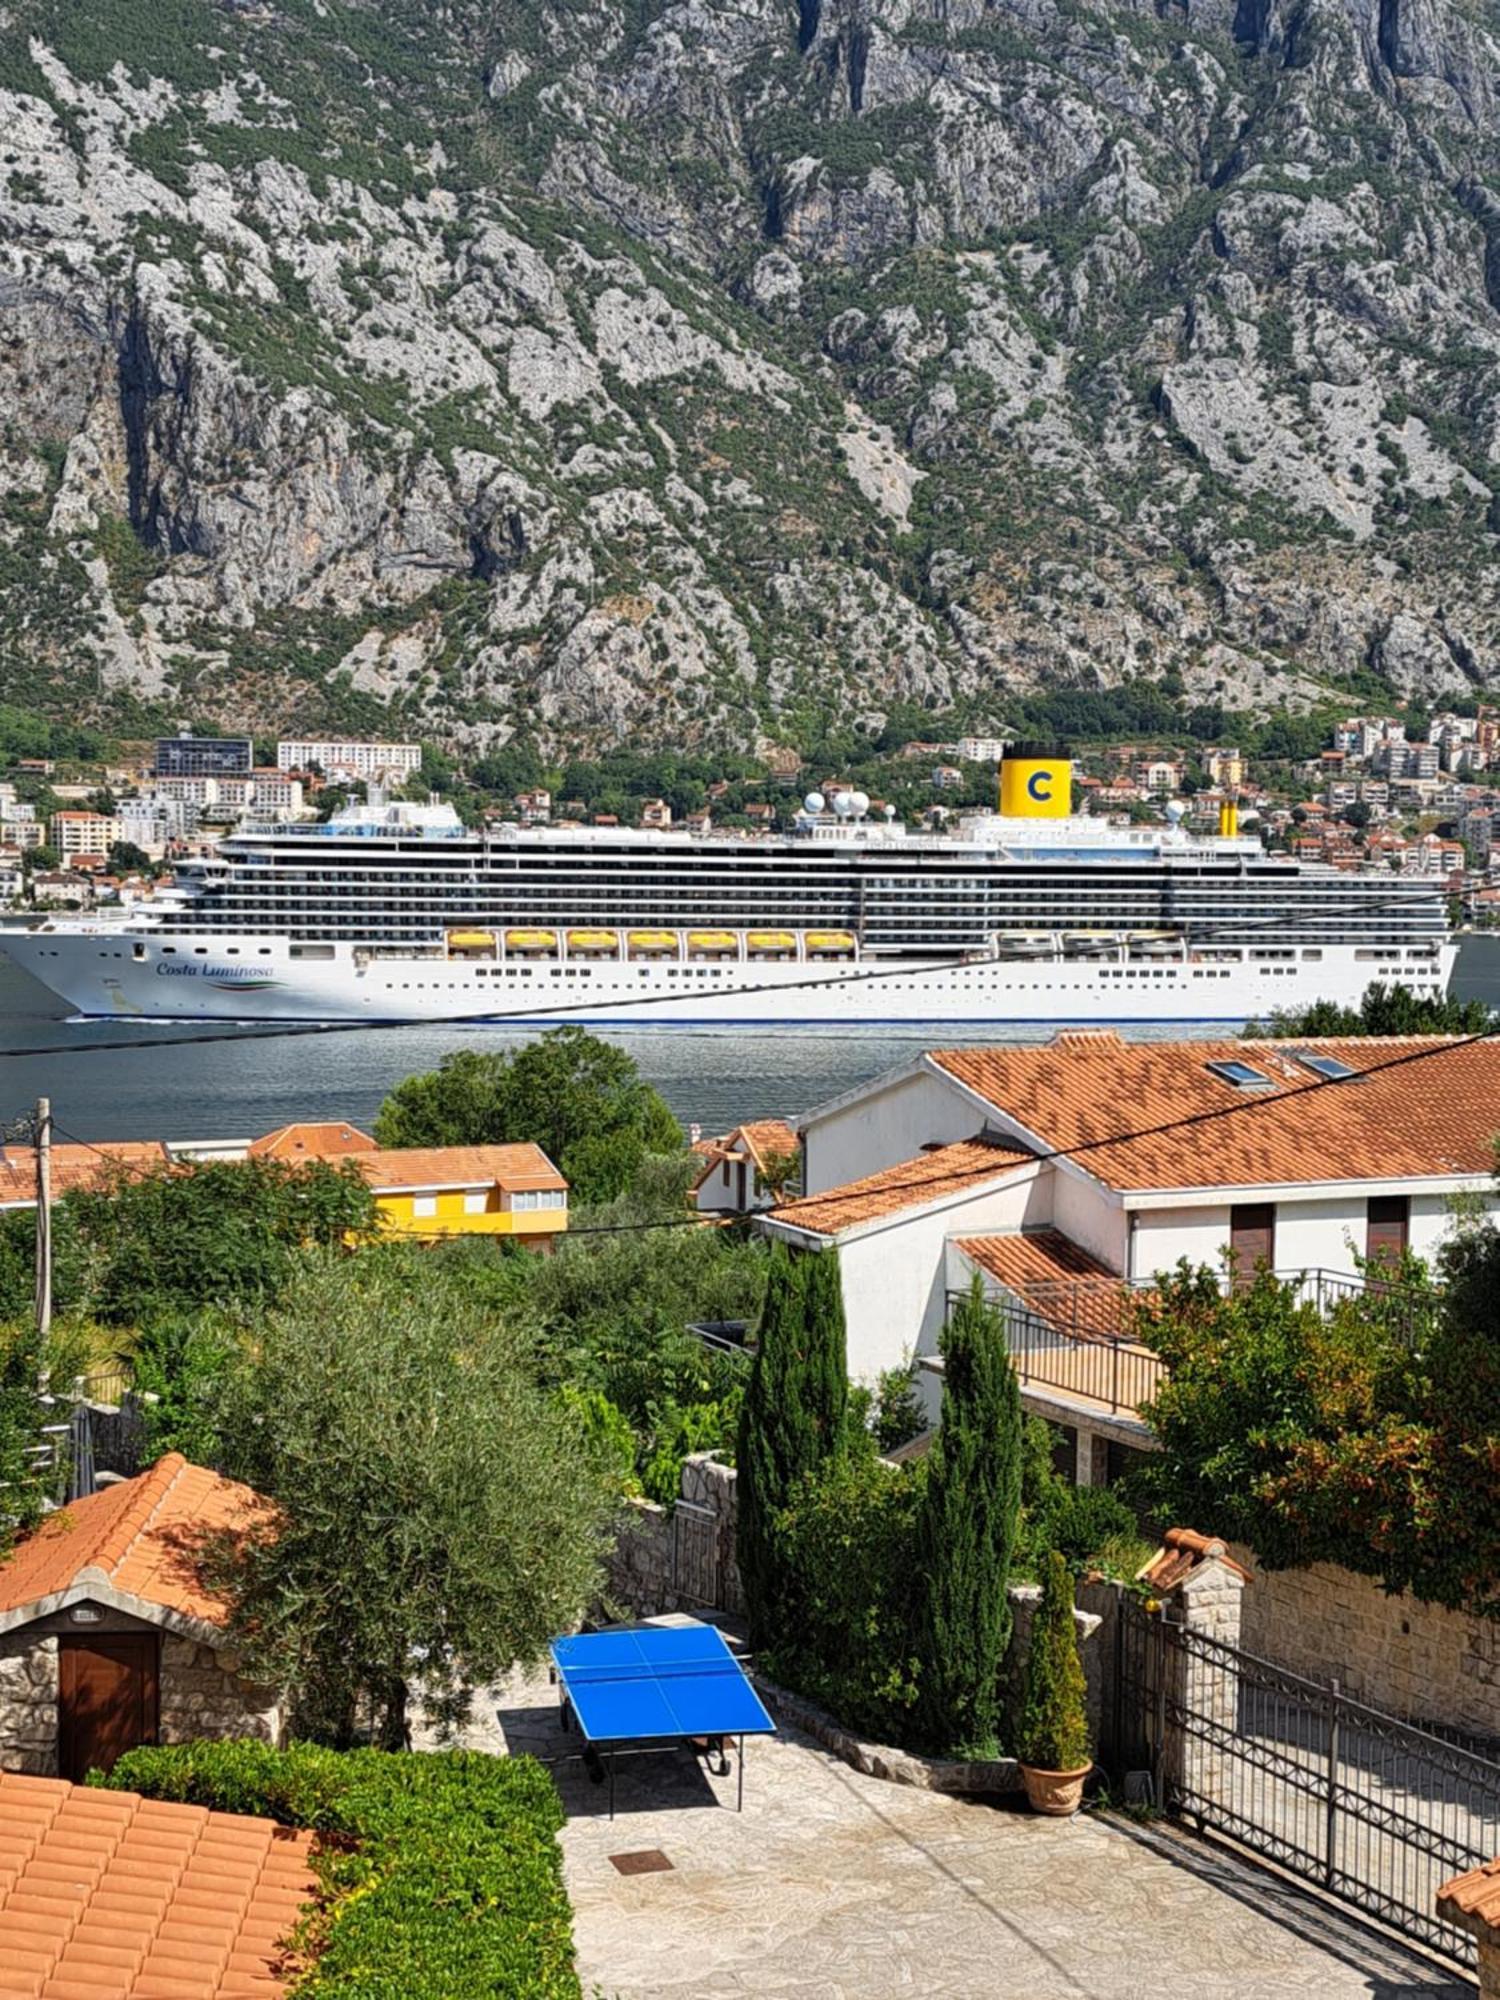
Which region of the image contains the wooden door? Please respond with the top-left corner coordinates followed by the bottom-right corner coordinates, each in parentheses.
top-left (58, 1633), bottom-right (159, 1782)
top-left (1366, 1195), bottom-right (1410, 1268)
top-left (1229, 1204), bottom-right (1275, 1287)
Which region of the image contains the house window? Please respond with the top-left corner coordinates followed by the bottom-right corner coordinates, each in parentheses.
top-left (412, 1196), bottom-right (438, 1218)
top-left (1229, 1203), bottom-right (1275, 1287)
top-left (463, 1192), bottom-right (487, 1215)
top-left (1367, 1195), bottom-right (1409, 1266)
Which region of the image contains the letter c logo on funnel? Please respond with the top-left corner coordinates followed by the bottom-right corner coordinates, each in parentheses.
top-left (1027, 769), bottom-right (1053, 803)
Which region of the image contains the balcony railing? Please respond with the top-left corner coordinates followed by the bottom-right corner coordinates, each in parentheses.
top-left (949, 1264), bottom-right (1431, 1423)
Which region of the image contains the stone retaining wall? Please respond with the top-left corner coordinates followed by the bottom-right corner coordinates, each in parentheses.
top-left (1233, 1544), bottom-right (1500, 1741)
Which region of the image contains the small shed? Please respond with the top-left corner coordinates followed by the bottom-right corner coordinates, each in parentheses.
top-left (0, 1452), bottom-right (285, 1781)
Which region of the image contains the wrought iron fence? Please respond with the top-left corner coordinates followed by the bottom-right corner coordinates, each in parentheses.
top-left (1115, 1602), bottom-right (1500, 1970)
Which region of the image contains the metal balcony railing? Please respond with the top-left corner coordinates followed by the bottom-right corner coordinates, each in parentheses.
top-left (948, 1264), bottom-right (1432, 1422)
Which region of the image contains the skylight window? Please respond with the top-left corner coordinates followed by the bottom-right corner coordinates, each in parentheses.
top-left (1289, 1049), bottom-right (1360, 1082)
top-left (1206, 1059), bottom-right (1277, 1089)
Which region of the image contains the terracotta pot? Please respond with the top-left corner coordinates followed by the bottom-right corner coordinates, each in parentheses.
top-left (1019, 1760), bottom-right (1091, 1816)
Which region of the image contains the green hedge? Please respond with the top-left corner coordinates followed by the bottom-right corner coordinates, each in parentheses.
top-left (100, 1741), bottom-right (580, 1999)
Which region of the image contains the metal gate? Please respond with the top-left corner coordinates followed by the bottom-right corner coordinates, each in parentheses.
top-left (671, 1498), bottom-right (721, 1607)
top-left (1115, 1599), bottom-right (1500, 1969)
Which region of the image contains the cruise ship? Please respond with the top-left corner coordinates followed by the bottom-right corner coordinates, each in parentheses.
top-left (1, 753), bottom-right (1454, 1026)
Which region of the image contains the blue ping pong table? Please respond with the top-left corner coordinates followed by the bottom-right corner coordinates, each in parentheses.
top-left (550, 1623), bottom-right (775, 1817)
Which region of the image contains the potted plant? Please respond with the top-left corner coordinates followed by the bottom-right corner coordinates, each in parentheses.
top-left (1016, 1550), bottom-right (1093, 1815)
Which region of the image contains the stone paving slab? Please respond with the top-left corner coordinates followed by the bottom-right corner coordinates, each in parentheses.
top-left (437, 1663), bottom-right (1469, 2000)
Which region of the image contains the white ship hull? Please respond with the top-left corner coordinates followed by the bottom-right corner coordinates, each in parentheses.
top-left (0, 929), bottom-right (1458, 1027)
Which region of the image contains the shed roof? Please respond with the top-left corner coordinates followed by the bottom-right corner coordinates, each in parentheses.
top-left (928, 1032), bottom-right (1500, 1193)
top-left (0, 1771), bottom-right (317, 1998)
top-left (0, 1453), bottom-right (271, 1631)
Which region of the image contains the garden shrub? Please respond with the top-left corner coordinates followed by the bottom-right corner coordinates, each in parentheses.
top-left (1016, 1552), bottom-right (1091, 1774)
top-left (102, 1740), bottom-right (581, 1999)
top-left (761, 1451), bottom-right (923, 1745)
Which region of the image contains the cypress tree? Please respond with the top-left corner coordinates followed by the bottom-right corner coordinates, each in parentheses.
top-left (1017, 1550), bottom-right (1091, 1772)
top-left (909, 1275), bottom-right (1022, 1754)
top-left (736, 1244), bottom-right (848, 1650)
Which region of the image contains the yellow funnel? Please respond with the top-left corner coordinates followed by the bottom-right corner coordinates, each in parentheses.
top-left (1000, 753), bottom-right (1072, 819)
top-left (1218, 801), bottom-right (1239, 837)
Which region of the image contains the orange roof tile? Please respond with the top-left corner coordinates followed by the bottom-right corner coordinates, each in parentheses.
top-left (348, 1143), bottom-right (566, 1194)
top-left (768, 1137), bottom-right (1031, 1238)
top-left (1437, 1855), bottom-right (1500, 1938)
top-left (0, 1455), bottom-right (273, 1628)
top-left (0, 1774), bottom-right (316, 1998)
top-left (955, 1230), bottom-right (1141, 1341)
top-left (0, 1144), bottom-right (169, 1209)
top-left (1138, 1529), bottom-right (1252, 1593)
top-left (928, 1032), bottom-right (1500, 1193)
top-left (247, 1122), bottom-right (376, 1159)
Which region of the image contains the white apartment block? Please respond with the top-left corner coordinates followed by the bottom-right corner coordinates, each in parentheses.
top-left (50, 812), bottom-right (118, 858)
top-left (276, 740), bottom-right (422, 779)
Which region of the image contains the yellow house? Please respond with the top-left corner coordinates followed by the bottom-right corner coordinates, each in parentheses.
top-left (248, 1125), bottom-right (569, 1249)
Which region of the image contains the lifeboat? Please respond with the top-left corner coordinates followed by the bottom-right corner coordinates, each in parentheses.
top-left (747, 930), bottom-right (797, 956)
top-left (505, 928), bottom-right (558, 953)
top-left (567, 929), bottom-right (618, 953)
top-left (446, 929), bottom-right (496, 954)
top-left (687, 930), bottom-right (738, 954)
top-left (995, 934), bottom-right (1054, 960)
top-left (627, 929), bottom-right (679, 956)
top-left (805, 931), bottom-right (856, 955)
top-left (1126, 932), bottom-right (1182, 958)
top-left (1061, 932), bottom-right (1121, 959)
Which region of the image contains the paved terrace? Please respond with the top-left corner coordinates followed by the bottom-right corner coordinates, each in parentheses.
top-left (424, 1664), bottom-right (1468, 2000)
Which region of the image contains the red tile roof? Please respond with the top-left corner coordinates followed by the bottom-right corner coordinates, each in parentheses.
top-left (0, 1455), bottom-right (272, 1629)
top-left (348, 1143), bottom-right (566, 1194)
top-left (0, 1772), bottom-right (317, 1998)
top-left (928, 1033), bottom-right (1500, 1192)
top-left (691, 1119), bottom-right (798, 1189)
top-left (0, 1144), bottom-right (169, 1209)
top-left (247, 1122), bottom-right (375, 1159)
top-left (768, 1137), bottom-right (1031, 1238)
top-left (955, 1231), bottom-right (1140, 1341)
top-left (1437, 1854), bottom-right (1500, 1939)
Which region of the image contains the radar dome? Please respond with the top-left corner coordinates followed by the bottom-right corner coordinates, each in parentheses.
top-left (850, 790), bottom-right (870, 815)
top-left (833, 791), bottom-right (858, 817)
top-left (1164, 799), bottom-right (1187, 823)
top-left (804, 791), bottom-right (825, 813)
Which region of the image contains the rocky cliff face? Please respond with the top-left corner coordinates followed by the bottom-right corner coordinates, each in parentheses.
top-left (1, 0), bottom-right (1499, 749)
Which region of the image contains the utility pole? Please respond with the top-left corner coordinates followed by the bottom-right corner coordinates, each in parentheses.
top-left (34, 1096), bottom-right (50, 1337)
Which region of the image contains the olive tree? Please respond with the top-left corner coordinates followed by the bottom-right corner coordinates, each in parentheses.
top-left (202, 1253), bottom-right (616, 1747)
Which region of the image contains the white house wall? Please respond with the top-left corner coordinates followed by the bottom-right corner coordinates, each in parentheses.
top-left (803, 1068), bottom-right (988, 1195)
top-left (833, 1171), bottom-right (1042, 1383)
top-left (1129, 1190), bottom-right (1482, 1280)
top-left (1048, 1167), bottom-right (1128, 1274)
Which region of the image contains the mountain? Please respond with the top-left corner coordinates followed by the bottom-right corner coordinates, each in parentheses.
top-left (2, 0), bottom-right (1500, 753)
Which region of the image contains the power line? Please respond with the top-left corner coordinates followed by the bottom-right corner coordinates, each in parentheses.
top-left (0, 879), bottom-right (1463, 1060)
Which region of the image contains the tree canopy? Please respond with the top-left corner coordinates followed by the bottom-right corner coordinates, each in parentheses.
top-left (202, 1254), bottom-right (616, 1747)
top-left (373, 1027), bottom-right (683, 1204)
top-left (1132, 1240), bottom-right (1500, 1614)
top-left (1250, 980), bottom-right (1493, 1039)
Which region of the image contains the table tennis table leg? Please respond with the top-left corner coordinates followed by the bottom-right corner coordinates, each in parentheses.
top-left (738, 1734), bottom-right (744, 1812)
top-left (609, 1749), bottom-right (615, 1822)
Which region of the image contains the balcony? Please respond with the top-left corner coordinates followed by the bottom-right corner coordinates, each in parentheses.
top-left (944, 1263), bottom-right (1430, 1429)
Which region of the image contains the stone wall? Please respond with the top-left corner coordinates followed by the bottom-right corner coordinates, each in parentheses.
top-left (0, 1630), bottom-right (58, 1776)
top-left (602, 1452), bottom-right (742, 1621)
top-left (0, 1620), bottom-right (285, 1775)
top-left (158, 1636), bottom-right (285, 1747)
top-left (1002, 1582), bottom-right (1109, 1749)
top-left (1234, 1545), bottom-right (1500, 1741)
